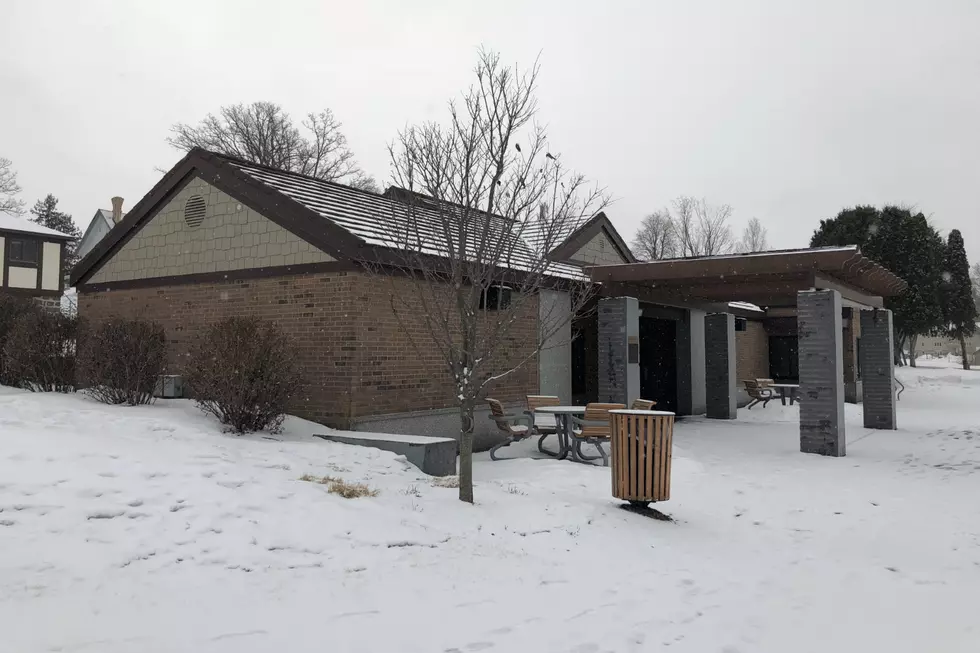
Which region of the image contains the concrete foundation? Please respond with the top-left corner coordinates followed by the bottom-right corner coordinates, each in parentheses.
top-left (316, 431), bottom-right (457, 476)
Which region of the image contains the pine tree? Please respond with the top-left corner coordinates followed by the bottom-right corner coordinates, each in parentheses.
top-left (811, 205), bottom-right (945, 366)
top-left (30, 194), bottom-right (83, 277)
top-left (941, 230), bottom-right (978, 370)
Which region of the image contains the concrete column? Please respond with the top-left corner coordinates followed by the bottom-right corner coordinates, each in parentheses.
top-left (597, 296), bottom-right (639, 405)
top-left (842, 307), bottom-right (862, 403)
top-left (704, 313), bottom-right (737, 419)
top-left (798, 290), bottom-right (845, 456)
top-left (859, 309), bottom-right (897, 430)
top-left (676, 309), bottom-right (706, 416)
top-left (537, 289), bottom-right (572, 402)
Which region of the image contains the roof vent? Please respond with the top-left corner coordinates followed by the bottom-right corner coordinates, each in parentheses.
top-left (184, 196), bottom-right (206, 228)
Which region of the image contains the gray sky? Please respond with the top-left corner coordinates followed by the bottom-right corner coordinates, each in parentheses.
top-left (2, 0), bottom-right (978, 261)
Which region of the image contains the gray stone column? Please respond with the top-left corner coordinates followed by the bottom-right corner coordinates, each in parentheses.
top-left (859, 309), bottom-right (897, 429)
top-left (597, 297), bottom-right (640, 405)
top-left (704, 313), bottom-right (736, 419)
top-left (798, 289), bottom-right (845, 456)
top-left (676, 309), bottom-right (706, 416)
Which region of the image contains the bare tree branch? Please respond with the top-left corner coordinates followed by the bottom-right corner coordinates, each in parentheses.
top-left (738, 217), bottom-right (769, 253)
top-left (362, 49), bottom-right (608, 503)
top-left (0, 157), bottom-right (25, 216)
top-left (632, 209), bottom-right (677, 260)
top-left (168, 102), bottom-right (376, 189)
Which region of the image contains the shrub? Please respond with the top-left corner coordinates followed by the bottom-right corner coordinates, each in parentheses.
top-left (2, 307), bottom-right (79, 392)
top-left (0, 294), bottom-right (40, 385)
top-left (187, 316), bottom-right (301, 433)
top-left (80, 318), bottom-right (167, 405)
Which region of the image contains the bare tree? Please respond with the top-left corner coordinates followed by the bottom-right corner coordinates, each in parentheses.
top-left (738, 217), bottom-right (769, 253)
top-left (363, 50), bottom-right (608, 503)
top-left (0, 157), bottom-right (25, 216)
top-left (632, 209), bottom-right (678, 260)
top-left (169, 102), bottom-right (377, 191)
top-left (672, 196), bottom-right (735, 256)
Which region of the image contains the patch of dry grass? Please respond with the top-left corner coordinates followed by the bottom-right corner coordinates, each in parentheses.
top-left (431, 476), bottom-right (459, 489)
top-left (328, 479), bottom-right (379, 499)
top-left (300, 474), bottom-right (378, 498)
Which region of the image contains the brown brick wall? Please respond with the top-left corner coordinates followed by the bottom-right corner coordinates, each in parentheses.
top-left (351, 274), bottom-right (538, 417)
top-left (736, 319), bottom-right (769, 381)
top-left (78, 269), bottom-right (538, 427)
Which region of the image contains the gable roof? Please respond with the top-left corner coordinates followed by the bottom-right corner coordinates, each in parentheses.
top-left (547, 211), bottom-right (636, 264)
top-left (72, 148), bottom-right (584, 286)
top-left (0, 214), bottom-right (73, 240)
top-left (78, 209), bottom-right (114, 244)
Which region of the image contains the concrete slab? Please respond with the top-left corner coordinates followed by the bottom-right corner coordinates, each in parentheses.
top-left (314, 432), bottom-right (458, 477)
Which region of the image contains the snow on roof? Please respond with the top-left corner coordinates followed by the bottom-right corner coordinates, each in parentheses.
top-left (0, 214), bottom-right (72, 239)
top-left (97, 209), bottom-right (114, 227)
top-left (228, 159), bottom-right (586, 280)
top-left (729, 301), bottom-right (764, 313)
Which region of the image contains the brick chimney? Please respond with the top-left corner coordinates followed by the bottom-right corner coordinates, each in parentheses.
top-left (111, 196), bottom-right (124, 223)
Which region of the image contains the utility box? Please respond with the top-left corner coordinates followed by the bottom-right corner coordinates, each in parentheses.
top-left (154, 375), bottom-right (184, 399)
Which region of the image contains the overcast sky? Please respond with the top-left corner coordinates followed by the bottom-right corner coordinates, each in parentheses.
top-left (2, 0), bottom-right (978, 261)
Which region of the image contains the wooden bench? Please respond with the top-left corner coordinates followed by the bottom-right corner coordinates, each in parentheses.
top-left (569, 402), bottom-right (625, 466)
top-left (631, 398), bottom-right (656, 410)
top-left (743, 378), bottom-right (775, 409)
top-left (487, 398), bottom-right (535, 461)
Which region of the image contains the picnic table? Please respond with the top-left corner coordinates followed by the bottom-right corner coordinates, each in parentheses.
top-left (771, 383), bottom-right (800, 405)
top-left (534, 405), bottom-right (587, 462)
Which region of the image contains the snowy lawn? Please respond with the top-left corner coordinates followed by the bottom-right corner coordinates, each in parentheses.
top-left (2, 362), bottom-right (979, 652)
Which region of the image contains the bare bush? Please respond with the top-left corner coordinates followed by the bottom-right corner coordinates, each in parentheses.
top-left (0, 294), bottom-right (40, 385)
top-left (2, 307), bottom-right (79, 392)
top-left (187, 317), bottom-right (302, 433)
top-left (80, 319), bottom-right (167, 405)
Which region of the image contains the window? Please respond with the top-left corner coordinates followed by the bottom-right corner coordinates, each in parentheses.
top-left (735, 317), bottom-right (748, 332)
top-left (9, 239), bottom-right (39, 266)
top-left (480, 286), bottom-right (512, 310)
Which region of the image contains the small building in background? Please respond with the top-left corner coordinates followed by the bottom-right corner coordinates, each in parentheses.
top-left (0, 214), bottom-right (72, 309)
top-left (76, 196), bottom-right (124, 261)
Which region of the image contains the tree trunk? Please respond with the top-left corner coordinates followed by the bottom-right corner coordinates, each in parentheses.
top-left (894, 335), bottom-right (905, 366)
top-left (960, 334), bottom-right (971, 370)
top-left (908, 334), bottom-right (918, 367)
top-left (458, 400), bottom-right (476, 504)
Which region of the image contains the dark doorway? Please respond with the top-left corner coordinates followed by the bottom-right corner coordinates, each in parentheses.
top-left (571, 315), bottom-right (598, 405)
top-left (769, 336), bottom-right (799, 381)
top-left (639, 317), bottom-right (678, 412)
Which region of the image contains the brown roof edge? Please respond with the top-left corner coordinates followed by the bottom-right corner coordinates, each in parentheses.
top-left (585, 246), bottom-right (907, 298)
top-left (71, 148), bottom-right (366, 287)
top-left (548, 212), bottom-right (637, 264)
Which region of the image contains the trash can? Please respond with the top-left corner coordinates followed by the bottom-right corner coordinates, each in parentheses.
top-left (608, 409), bottom-right (675, 505)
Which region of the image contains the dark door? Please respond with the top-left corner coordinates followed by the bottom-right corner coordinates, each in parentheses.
top-left (769, 336), bottom-right (799, 381)
top-left (639, 317), bottom-right (678, 412)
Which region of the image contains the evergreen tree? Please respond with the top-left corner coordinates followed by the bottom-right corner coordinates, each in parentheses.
top-left (811, 205), bottom-right (945, 366)
top-left (30, 194), bottom-right (83, 277)
top-left (941, 230), bottom-right (978, 370)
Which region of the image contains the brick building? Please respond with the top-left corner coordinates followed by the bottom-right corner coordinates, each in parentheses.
top-left (71, 149), bottom-right (635, 446)
top-left (72, 148), bottom-right (906, 452)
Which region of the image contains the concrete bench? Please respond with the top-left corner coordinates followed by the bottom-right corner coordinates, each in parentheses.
top-left (314, 431), bottom-right (457, 477)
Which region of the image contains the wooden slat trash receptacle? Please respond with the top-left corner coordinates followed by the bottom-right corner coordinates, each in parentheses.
top-left (609, 409), bottom-right (675, 505)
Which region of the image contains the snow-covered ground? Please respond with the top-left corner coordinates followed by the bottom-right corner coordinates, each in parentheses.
top-left (2, 362), bottom-right (979, 652)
